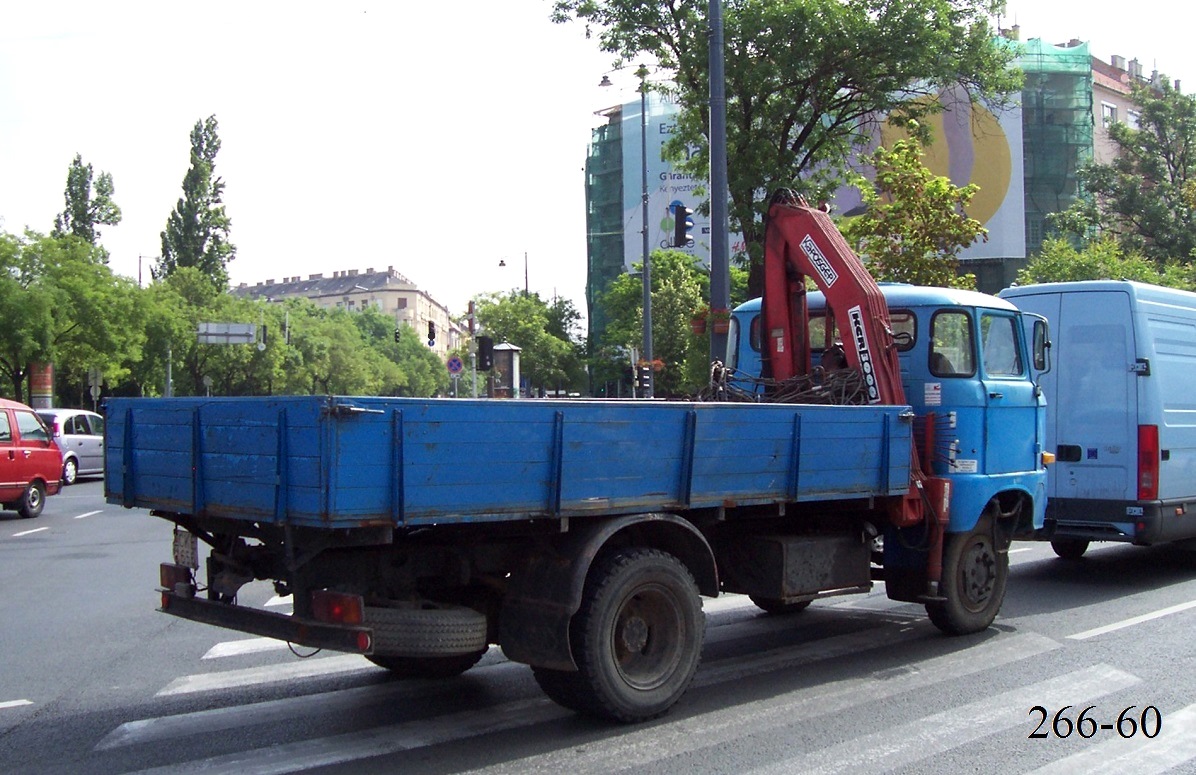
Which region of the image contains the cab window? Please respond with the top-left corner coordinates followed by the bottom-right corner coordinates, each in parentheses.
top-left (980, 313), bottom-right (1024, 377)
top-left (930, 311), bottom-right (975, 377)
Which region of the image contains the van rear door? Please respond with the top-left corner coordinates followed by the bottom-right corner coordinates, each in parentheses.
top-left (1052, 290), bottom-right (1138, 503)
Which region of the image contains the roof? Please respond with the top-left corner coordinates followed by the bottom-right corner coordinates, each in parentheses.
top-left (734, 285), bottom-right (1020, 314)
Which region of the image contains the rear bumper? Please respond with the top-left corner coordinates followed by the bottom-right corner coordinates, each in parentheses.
top-left (1046, 498), bottom-right (1196, 545)
top-left (158, 591), bottom-right (373, 654)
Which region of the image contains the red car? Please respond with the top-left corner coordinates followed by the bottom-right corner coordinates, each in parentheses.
top-left (0, 398), bottom-right (63, 518)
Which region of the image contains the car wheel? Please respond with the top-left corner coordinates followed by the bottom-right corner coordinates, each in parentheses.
top-left (62, 458), bottom-right (78, 486)
top-left (18, 481), bottom-right (45, 519)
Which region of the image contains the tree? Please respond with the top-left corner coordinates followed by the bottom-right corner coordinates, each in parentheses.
top-left (840, 127), bottom-right (985, 288)
top-left (1015, 237), bottom-right (1196, 290)
top-left (474, 291), bottom-right (586, 395)
top-left (599, 250), bottom-right (714, 396)
top-left (53, 154), bottom-right (122, 248)
top-left (552, 0), bottom-right (1020, 293)
top-left (1052, 80), bottom-right (1196, 263)
top-left (158, 115), bottom-right (236, 286)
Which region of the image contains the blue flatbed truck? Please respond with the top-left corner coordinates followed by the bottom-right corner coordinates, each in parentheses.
top-left (105, 200), bottom-right (1052, 722)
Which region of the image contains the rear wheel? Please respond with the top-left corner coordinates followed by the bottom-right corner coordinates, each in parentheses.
top-left (926, 516), bottom-right (1008, 635)
top-left (533, 547), bottom-right (704, 723)
top-left (62, 458), bottom-right (78, 486)
top-left (1050, 539), bottom-right (1089, 560)
top-left (749, 596), bottom-right (812, 615)
top-left (18, 482), bottom-right (45, 519)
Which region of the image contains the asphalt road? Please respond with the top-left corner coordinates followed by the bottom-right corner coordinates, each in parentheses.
top-left (2, 480), bottom-right (1195, 774)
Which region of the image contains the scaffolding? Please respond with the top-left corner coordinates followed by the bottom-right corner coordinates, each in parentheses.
top-left (584, 109), bottom-right (625, 346)
top-left (1018, 39), bottom-right (1094, 254)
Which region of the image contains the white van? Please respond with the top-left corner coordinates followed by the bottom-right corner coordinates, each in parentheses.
top-left (1000, 280), bottom-right (1196, 558)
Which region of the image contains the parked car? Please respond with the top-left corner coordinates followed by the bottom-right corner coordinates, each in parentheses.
top-left (36, 408), bottom-right (105, 485)
top-left (1, 398), bottom-right (63, 518)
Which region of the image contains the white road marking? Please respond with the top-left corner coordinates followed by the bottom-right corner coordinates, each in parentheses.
top-left (749, 664), bottom-right (1140, 775)
top-left (1027, 702), bottom-right (1196, 775)
top-left (1068, 598), bottom-right (1196, 640)
top-left (0, 699), bottom-right (33, 710)
top-left (11, 527), bottom-right (48, 537)
top-left (74, 510), bottom-right (102, 520)
top-left (202, 638), bottom-right (290, 659)
top-left (263, 595), bottom-right (289, 607)
top-left (156, 654), bottom-right (372, 696)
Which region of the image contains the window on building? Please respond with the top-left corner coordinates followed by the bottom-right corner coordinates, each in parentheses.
top-left (396, 298), bottom-right (408, 310)
top-left (1101, 102), bottom-right (1118, 128)
top-left (1127, 109), bottom-right (1141, 129)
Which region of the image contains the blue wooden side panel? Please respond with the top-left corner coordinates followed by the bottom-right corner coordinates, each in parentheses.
top-left (105, 396), bottom-right (912, 529)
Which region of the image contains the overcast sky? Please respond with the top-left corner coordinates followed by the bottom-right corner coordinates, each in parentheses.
top-left (2, 2), bottom-right (1191, 318)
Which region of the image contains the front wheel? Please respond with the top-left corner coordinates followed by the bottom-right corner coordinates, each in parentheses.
top-left (1050, 539), bottom-right (1089, 560)
top-left (926, 516), bottom-right (1008, 635)
top-left (535, 547), bottom-right (704, 723)
top-left (18, 482), bottom-right (45, 519)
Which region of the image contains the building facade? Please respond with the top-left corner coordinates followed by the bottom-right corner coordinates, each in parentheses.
top-left (231, 266), bottom-right (462, 357)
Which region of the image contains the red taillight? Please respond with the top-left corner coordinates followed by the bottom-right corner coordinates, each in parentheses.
top-left (1138, 425), bottom-right (1159, 501)
top-left (310, 589), bottom-right (365, 625)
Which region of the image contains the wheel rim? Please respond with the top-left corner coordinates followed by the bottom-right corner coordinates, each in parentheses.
top-left (609, 582), bottom-right (686, 691)
top-left (28, 486), bottom-right (42, 510)
top-left (64, 460), bottom-right (77, 484)
top-left (959, 535), bottom-right (997, 612)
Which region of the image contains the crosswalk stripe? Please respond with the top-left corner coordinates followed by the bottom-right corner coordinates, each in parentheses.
top-left (460, 632), bottom-right (1061, 774)
top-left (0, 699), bottom-right (33, 710)
top-left (126, 697), bottom-right (568, 775)
top-left (1068, 599), bottom-right (1196, 640)
top-left (202, 637), bottom-right (290, 659)
top-left (1026, 702), bottom-right (1196, 775)
top-left (748, 663), bottom-right (1141, 775)
top-left (155, 654), bottom-right (371, 696)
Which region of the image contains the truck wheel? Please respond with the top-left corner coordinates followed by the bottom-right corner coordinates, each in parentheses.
top-left (367, 650), bottom-right (485, 679)
top-left (749, 596), bottom-right (812, 615)
top-left (926, 517), bottom-right (1008, 635)
top-left (536, 547), bottom-right (704, 723)
top-left (18, 482), bottom-right (45, 519)
top-left (365, 604), bottom-right (487, 656)
top-left (1050, 539), bottom-right (1089, 560)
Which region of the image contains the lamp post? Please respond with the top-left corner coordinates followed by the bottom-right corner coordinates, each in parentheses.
top-left (498, 253), bottom-right (530, 296)
top-left (637, 64), bottom-right (653, 398)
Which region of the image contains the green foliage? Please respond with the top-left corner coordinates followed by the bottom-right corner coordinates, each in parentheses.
top-left (597, 250), bottom-right (713, 396)
top-left (52, 153), bottom-right (122, 249)
top-left (553, 0), bottom-right (1020, 291)
top-left (473, 291), bottom-right (586, 395)
top-left (1052, 80), bottom-right (1196, 262)
top-left (158, 115), bottom-right (236, 286)
top-left (841, 128), bottom-right (984, 288)
top-left (1016, 238), bottom-right (1196, 290)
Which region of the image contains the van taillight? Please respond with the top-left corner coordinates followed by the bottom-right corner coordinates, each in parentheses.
top-left (1138, 425), bottom-right (1159, 501)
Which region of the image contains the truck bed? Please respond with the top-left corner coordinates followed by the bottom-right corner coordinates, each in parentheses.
top-left (105, 396), bottom-right (913, 529)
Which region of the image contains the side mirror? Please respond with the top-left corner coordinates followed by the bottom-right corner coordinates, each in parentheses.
top-left (1032, 318), bottom-right (1051, 374)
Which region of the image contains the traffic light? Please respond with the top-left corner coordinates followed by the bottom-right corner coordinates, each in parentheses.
top-left (673, 204), bottom-right (694, 247)
top-left (427, 321), bottom-right (436, 347)
top-left (477, 336), bottom-right (494, 371)
top-left (393, 327), bottom-right (401, 343)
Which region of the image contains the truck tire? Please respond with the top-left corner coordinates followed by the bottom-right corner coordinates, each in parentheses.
top-left (926, 516), bottom-right (1008, 635)
top-left (365, 604), bottom-right (487, 657)
top-left (18, 482), bottom-right (45, 519)
top-left (1050, 539), bottom-right (1089, 560)
top-left (749, 596), bottom-right (812, 615)
top-left (367, 650), bottom-right (486, 679)
top-left (533, 547), bottom-right (704, 723)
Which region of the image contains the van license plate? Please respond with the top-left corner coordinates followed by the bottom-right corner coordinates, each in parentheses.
top-left (173, 531), bottom-right (199, 570)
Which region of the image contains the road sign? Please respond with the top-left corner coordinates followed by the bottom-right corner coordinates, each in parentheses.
top-left (447, 356), bottom-right (465, 375)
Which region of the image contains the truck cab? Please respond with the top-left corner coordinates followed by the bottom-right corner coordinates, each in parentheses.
top-left (728, 285), bottom-right (1050, 537)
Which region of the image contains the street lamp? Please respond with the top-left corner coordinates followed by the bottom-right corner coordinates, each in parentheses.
top-left (601, 64), bottom-right (654, 398)
top-left (498, 252), bottom-right (529, 296)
